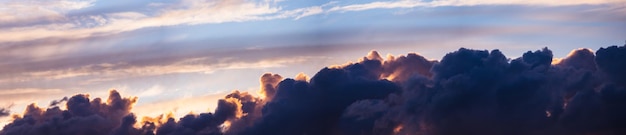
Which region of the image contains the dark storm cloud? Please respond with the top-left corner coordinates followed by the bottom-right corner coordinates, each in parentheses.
top-left (152, 98), bottom-right (240, 135)
top-left (596, 45), bottom-right (626, 86)
top-left (1, 90), bottom-right (137, 135)
top-left (3, 45), bottom-right (626, 135)
top-left (338, 45), bottom-right (626, 135)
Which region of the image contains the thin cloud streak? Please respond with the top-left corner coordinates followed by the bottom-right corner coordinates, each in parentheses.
top-left (0, 56), bottom-right (321, 85)
top-left (327, 0), bottom-right (626, 12)
top-left (0, 23), bottom-right (617, 83)
top-left (0, 0), bottom-right (95, 23)
top-left (2, 0), bottom-right (624, 44)
top-left (0, 1), bottom-right (624, 132)
top-left (0, 88), bottom-right (63, 96)
top-left (0, 0), bottom-right (315, 43)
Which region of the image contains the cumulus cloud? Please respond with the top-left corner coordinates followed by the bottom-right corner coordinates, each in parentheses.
top-left (2, 45), bottom-right (626, 135)
top-left (1, 90), bottom-right (137, 135)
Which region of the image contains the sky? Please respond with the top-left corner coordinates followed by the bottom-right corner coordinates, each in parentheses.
top-left (0, 0), bottom-right (625, 128)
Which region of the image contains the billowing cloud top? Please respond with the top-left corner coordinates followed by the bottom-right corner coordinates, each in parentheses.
top-left (1, 0), bottom-right (626, 134)
top-left (1, 0), bottom-right (625, 107)
top-left (2, 44), bottom-right (626, 135)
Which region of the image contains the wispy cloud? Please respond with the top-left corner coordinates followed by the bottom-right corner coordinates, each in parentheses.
top-left (0, 88), bottom-right (63, 96)
top-left (0, 56), bottom-right (320, 85)
top-left (0, 0), bottom-right (309, 43)
top-left (328, 0), bottom-right (626, 12)
top-left (0, 0), bottom-right (95, 23)
top-left (0, 88), bottom-right (66, 107)
top-left (4, 0), bottom-right (405, 46)
top-left (132, 92), bottom-right (224, 118)
top-left (0, 1), bottom-right (624, 127)
top-left (2, 0), bottom-right (624, 47)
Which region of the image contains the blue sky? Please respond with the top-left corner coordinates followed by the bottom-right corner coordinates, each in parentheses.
top-left (0, 0), bottom-right (625, 125)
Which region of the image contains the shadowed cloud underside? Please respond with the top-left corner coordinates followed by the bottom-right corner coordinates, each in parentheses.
top-left (1, 44), bottom-right (626, 135)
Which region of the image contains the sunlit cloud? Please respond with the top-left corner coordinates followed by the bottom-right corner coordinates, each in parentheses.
top-left (0, 88), bottom-right (63, 96)
top-left (0, 0), bottom-right (320, 43)
top-left (3, 0), bottom-right (624, 44)
top-left (0, 0), bottom-right (95, 25)
top-left (0, 0), bottom-right (625, 133)
top-left (0, 56), bottom-right (320, 85)
top-left (0, 88), bottom-right (67, 112)
top-left (132, 92), bottom-right (227, 119)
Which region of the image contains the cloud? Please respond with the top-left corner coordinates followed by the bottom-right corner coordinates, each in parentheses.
top-left (293, 6), bottom-right (324, 20)
top-left (328, 0), bottom-right (626, 12)
top-left (0, 56), bottom-right (318, 86)
top-left (0, 88), bottom-right (67, 107)
top-left (328, 1), bottom-right (426, 12)
top-left (0, 88), bottom-right (63, 96)
top-left (1, 1), bottom-right (623, 89)
top-left (3, 45), bottom-right (626, 134)
top-left (258, 73), bottom-right (283, 100)
top-left (0, 0), bottom-right (324, 44)
top-left (0, 0), bottom-right (95, 25)
top-left (137, 85), bottom-right (165, 98)
top-left (1, 90), bottom-right (137, 134)
top-left (4, 0), bottom-right (624, 46)
top-left (596, 45), bottom-right (626, 86)
top-left (132, 93), bottom-right (226, 118)
top-left (0, 104), bottom-right (12, 118)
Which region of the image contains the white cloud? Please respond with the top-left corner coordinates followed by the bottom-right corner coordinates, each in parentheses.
top-left (328, 1), bottom-right (425, 12)
top-left (327, 0), bottom-right (626, 12)
top-left (0, 0), bottom-right (312, 43)
top-left (294, 6), bottom-right (324, 20)
top-left (0, 0), bottom-right (95, 23)
top-left (1, 0), bottom-right (624, 44)
top-left (0, 0), bottom-right (91, 51)
top-left (132, 92), bottom-right (227, 119)
top-left (0, 56), bottom-right (320, 85)
top-left (0, 88), bottom-right (68, 113)
top-left (138, 85), bottom-right (165, 97)
top-left (0, 88), bottom-right (63, 96)
top-left (0, 0), bottom-right (355, 44)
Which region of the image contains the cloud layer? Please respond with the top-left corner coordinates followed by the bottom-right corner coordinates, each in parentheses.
top-left (2, 0), bottom-right (624, 108)
top-left (2, 44), bottom-right (626, 135)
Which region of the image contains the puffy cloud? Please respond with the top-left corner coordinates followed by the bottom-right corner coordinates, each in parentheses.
top-left (555, 48), bottom-right (597, 71)
top-left (596, 45), bottom-right (626, 86)
top-left (3, 45), bottom-right (626, 135)
top-left (153, 98), bottom-right (241, 135)
top-left (258, 73), bottom-right (283, 101)
top-left (1, 90), bottom-right (137, 135)
top-left (338, 45), bottom-right (626, 135)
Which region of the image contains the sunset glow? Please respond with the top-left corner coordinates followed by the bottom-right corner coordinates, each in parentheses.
top-left (1, 0), bottom-right (626, 135)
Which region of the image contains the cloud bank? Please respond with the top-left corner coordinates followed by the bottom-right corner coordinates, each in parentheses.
top-left (2, 44), bottom-right (626, 135)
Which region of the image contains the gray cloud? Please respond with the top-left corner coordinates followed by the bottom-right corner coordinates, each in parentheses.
top-left (0, 104), bottom-right (11, 118)
top-left (3, 45), bottom-right (626, 134)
